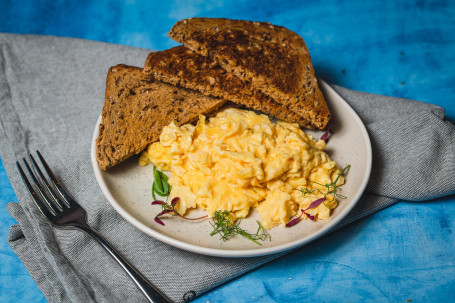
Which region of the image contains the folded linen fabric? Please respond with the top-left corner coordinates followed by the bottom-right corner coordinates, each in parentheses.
top-left (1, 34), bottom-right (454, 303)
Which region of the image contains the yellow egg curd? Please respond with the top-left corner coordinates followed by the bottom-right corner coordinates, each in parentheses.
top-left (139, 108), bottom-right (344, 229)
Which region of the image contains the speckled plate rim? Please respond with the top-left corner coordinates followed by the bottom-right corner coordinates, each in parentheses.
top-left (91, 80), bottom-right (372, 258)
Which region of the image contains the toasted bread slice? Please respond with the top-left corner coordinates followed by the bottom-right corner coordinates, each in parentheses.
top-left (96, 64), bottom-right (226, 170)
top-left (143, 46), bottom-right (316, 128)
top-left (168, 18), bottom-right (331, 129)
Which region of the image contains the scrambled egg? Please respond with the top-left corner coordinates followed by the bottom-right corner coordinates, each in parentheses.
top-left (139, 108), bottom-right (344, 229)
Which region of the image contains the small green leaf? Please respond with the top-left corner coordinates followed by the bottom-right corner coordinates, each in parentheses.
top-left (160, 171), bottom-right (169, 182)
top-left (153, 166), bottom-right (164, 192)
top-left (151, 166), bottom-right (171, 198)
top-left (152, 188), bottom-right (157, 200)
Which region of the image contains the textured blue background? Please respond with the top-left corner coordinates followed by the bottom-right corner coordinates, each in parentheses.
top-left (1, 1), bottom-right (454, 302)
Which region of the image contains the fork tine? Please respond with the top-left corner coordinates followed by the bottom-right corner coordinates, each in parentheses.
top-left (22, 159), bottom-right (58, 215)
top-left (36, 150), bottom-right (77, 207)
top-left (16, 161), bottom-right (56, 218)
top-left (29, 154), bottom-right (65, 210)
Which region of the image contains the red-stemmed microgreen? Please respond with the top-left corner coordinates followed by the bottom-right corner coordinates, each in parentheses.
top-left (152, 197), bottom-right (208, 226)
top-left (300, 164), bottom-right (351, 204)
top-left (149, 166), bottom-right (269, 244)
top-left (320, 116), bottom-right (336, 143)
top-left (154, 209), bottom-right (174, 225)
top-left (287, 164), bottom-right (351, 227)
top-left (286, 197), bottom-right (325, 227)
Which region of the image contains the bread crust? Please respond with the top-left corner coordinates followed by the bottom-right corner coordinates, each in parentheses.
top-left (169, 18), bottom-right (331, 129)
top-left (96, 64), bottom-right (225, 170)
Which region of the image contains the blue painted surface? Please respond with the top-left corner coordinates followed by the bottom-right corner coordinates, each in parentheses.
top-left (0, 1), bottom-right (454, 302)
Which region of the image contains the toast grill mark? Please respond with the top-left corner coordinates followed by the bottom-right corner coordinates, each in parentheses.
top-left (143, 46), bottom-right (319, 128)
top-left (169, 17), bottom-right (331, 129)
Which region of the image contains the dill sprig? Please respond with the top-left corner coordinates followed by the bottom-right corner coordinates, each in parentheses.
top-left (287, 164), bottom-right (351, 228)
top-left (300, 164), bottom-right (351, 205)
top-left (209, 210), bottom-right (271, 245)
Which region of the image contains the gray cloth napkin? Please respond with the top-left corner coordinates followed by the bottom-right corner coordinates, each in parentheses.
top-left (1, 33), bottom-right (454, 303)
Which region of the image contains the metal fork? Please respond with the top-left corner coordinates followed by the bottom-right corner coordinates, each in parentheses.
top-left (16, 150), bottom-right (172, 303)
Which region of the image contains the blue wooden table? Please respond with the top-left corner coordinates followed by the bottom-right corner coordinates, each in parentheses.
top-left (1, 1), bottom-right (454, 302)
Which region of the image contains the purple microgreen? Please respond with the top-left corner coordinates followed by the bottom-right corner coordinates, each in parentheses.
top-left (154, 209), bottom-right (175, 226)
top-left (301, 165), bottom-right (351, 204)
top-left (320, 133), bottom-right (329, 142)
top-left (157, 209), bottom-right (174, 216)
top-left (320, 116), bottom-right (336, 143)
top-left (303, 197), bottom-right (326, 211)
top-left (304, 212), bottom-right (315, 221)
top-left (154, 216), bottom-right (165, 226)
top-left (286, 210), bottom-right (305, 227)
top-left (170, 197), bottom-right (179, 207)
top-left (151, 200), bottom-right (167, 205)
top-left (286, 197), bottom-right (326, 227)
top-left (151, 196), bottom-right (208, 225)
top-left (176, 213), bottom-right (208, 220)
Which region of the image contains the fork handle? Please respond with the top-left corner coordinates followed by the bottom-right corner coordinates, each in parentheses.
top-left (78, 226), bottom-right (173, 303)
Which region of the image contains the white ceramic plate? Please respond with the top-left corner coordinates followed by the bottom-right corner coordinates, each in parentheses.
top-left (91, 80), bottom-right (372, 257)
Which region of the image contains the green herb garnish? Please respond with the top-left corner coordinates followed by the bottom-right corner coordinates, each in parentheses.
top-left (209, 210), bottom-right (271, 245)
top-left (152, 165), bottom-right (171, 200)
top-left (300, 164), bottom-right (351, 205)
top-left (287, 164), bottom-right (351, 227)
